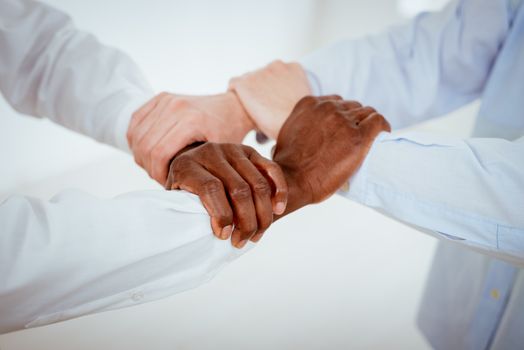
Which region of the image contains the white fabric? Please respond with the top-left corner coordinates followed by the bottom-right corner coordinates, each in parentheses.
top-left (0, 190), bottom-right (248, 334)
top-left (0, 0), bottom-right (154, 151)
top-left (0, 0), bottom-right (249, 334)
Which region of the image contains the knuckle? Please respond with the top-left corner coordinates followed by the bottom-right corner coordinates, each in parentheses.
top-left (171, 98), bottom-right (187, 110)
top-left (316, 100), bottom-right (336, 112)
top-left (346, 100), bottom-right (362, 108)
top-left (301, 95), bottom-right (317, 104)
top-left (230, 183), bottom-right (252, 201)
top-left (170, 154), bottom-right (190, 171)
top-left (268, 59), bottom-right (284, 69)
top-left (252, 178), bottom-right (271, 196)
top-left (362, 106), bottom-right (376, 114)
top-left (288, 62), bottom-right (301, 70)
top-left (200, 142), bottom-right (219, 156)
top-left (202, 178), bottom-right (223, 194)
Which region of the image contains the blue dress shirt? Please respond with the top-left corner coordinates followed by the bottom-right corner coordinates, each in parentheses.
top-left (300, 0), bottom-right (524, 348)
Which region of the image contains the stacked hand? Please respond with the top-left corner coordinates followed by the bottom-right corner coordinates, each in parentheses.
top-left (127, 60), bottom-right (308, 186)
top-left (127, 92), bottom-right (254, 184)
top-left (165, 96), bottom-right (390, 247)
top-left (165, 143), bottom-right (288, 248)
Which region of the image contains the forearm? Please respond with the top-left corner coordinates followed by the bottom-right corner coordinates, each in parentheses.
top-left (299, 0), bottom-right (511, 128)
top-left (0, 189), bottom-right (248, 333)
top-left (0, 0), bottom-right (154, 151)
top-left (342, 131), bottom-right (524, 264)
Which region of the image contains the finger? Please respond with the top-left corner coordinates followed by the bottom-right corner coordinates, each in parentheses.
top-left (132, 95), bottom-right (174, 147)
top-left (149, 122), bottom-right (206, 184)
top-left (297, 95), bottom-right (342, 110)
top-left (168, 161), bottom-right (234, 240)
top-left (359, 112), bottom-right (391, 137)
top-left (227, 151), bottom-right (274, 240)
top-left (130, 97), bottom-right (174, 168)
top-left (128, 93), bottom-right (163, 132)
top-left (316, 94), bottom-right (343, 102)
top-left (248, 149), bottom-right (288, 215)
top-left (348, 106), bottom-right (377, 124)
top-left (341, 100), bottom-right (363, 111)
top-left (250, 230), bottom-right (266, 243)
top-left (137, 109), bottom-right (182, 175)
top-left (206, 157), bottom-right (258, 247)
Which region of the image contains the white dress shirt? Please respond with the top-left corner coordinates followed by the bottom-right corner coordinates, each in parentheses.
top-left (300, 0), bottom-right (524, 348)
top-left (0, 0), bottom-right (248, 334)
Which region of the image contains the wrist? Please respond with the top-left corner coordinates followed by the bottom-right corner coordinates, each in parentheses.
top-left (225, 91), bottom-right (255, 138)
top-left (275, 168), bottom-right (313, 219)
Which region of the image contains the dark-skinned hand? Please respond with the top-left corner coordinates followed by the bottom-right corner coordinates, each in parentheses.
top-left (165, 143), bottom-right (288, 248)
top-left (273, 95), bottom-right (391, 216)
top-left (166, 95), bottom-right (390, 248)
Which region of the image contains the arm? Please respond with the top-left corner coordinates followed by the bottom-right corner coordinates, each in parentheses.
top-left (0, 189), bottom-right (248, 334)
top-left (300, 0), bottom-right (513, 128)
top-left (166, 96), bottom-right (391, 240)
top-left (229, 0), bottom-right (514, 137)
top-left (344, 132), bottom-right (524, 265)
top-left (0, 0), bottom-right (153, 151)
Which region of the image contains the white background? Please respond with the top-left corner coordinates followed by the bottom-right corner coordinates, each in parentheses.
top-left (0, 0), bottom-right (478, 349)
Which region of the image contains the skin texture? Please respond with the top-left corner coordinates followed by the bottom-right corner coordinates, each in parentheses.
top-left (165, 143), bottom-right (288, 248)
top-left (229, 60), bottom-right (311, 139)
top-left (128, 60), bottom-right (308, 186)
top-left (273, 95), bottom-right (391, 216)
top-left (166, 96), bottom-right (391, 248)
top-left (127, 92), bottom-right (254, 184)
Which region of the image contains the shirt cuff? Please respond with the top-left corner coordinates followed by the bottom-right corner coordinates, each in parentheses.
top-left (340, 131), bottom-right (390, 203)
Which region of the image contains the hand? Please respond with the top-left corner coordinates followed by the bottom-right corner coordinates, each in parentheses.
top-left (166, 143), bottom-right (288, 248)
top-left (229, 60), bottom-right (311, 139)
top-left (127, 92), bottom-right (255, 184)
top-left (273, 96), bottom-right (391, 216)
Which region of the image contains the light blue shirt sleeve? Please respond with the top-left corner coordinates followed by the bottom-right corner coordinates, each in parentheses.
top-left (299, 0), bottom-right (513, 129)
top-left (299, 0), bottom-right (524, 263)
top-left (344, 132), bottom-right (524, 264)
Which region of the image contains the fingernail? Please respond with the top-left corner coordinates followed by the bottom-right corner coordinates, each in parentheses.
top-left (274, 202), bottom-right (286, 215)
top-left (236, 239), bottom-right (248, 249)
top-left (221, 225), bottom-right (233, 240)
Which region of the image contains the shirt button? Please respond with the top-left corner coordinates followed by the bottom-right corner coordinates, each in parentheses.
top-left (131, 292), bottom-right (144, 302)
top-left (490, 288), bottom-right (500, 300)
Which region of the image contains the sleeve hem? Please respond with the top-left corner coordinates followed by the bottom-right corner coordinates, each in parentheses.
top-left (343, 131), bottom-right (389, 203)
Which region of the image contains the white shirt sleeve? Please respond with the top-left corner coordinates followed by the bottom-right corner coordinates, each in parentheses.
top-left (0, 0), bottom-right (154, 151)
top-left (0, 189), bottom-right (249, 334)
top-left (299, 0), bottom-right (512, 129)
top-left (344, 132), bottom-right (524, 265)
